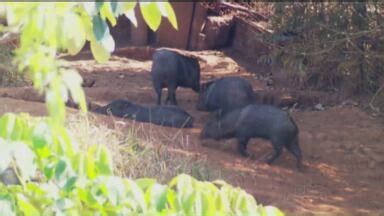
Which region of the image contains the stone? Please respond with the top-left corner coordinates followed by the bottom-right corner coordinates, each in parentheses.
top-left (200, 16), bottom-right (235, 49)
top-left (314, 103), bottom-right (325, 111)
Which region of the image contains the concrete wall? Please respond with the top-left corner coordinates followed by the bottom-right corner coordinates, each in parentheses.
top-left (156, 2), bottom-right (194, 49)
top-left (232, 17), bottom-right (271, 63)
top-left (109, 2), bottom-right (207, 50)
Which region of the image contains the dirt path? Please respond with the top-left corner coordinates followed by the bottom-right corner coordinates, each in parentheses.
top-left (1, 51), bottom-right (383, 215)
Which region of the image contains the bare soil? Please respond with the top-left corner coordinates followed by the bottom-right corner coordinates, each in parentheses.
top-left (1, 50), bottom-right (383, 215)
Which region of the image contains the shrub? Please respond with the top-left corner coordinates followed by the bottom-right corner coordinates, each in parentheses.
top-left (270, 2), bottom-right (384, 93)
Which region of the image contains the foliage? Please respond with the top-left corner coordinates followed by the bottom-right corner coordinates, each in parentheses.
top-left (0, 113), bottom-right (284, 215)
top-left (0, 2), bottom-right (284, 216)
top-left (270, 2), bottom-right (384, 93)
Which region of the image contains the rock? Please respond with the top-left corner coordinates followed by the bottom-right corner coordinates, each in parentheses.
top-left (370, 153), bottom-right (384, 163)
top-left (1, 168), bottom-right (20, 185)
top-left (371, 112), bottom-right (379, 117)
top-left (315, 132), bottom-right (327, 140)
top-left (314, 103), bottom-right (325, 111)
top-left (343, 154), bottom-right (354, 161)
top-left (353, 148), bottom-right (360, 154)
top-left (368, 161), bottom-right (376, 169)
top-left (276, 95), bottom-right (297, 108)
top-left (82, 79), bottom-right (96, 88)
top-left (200, 16), bottom-right (234, 49)
top-left (344, 145), bottom-right (354, 151)
top-left (338, 144), bottom-right (347, 150)
top-left (341, 99), bottom-right (359, 107)
top-left (361, 147), bottom-right (371, 154)
top-left (310, 154), bottom-right (321, 160)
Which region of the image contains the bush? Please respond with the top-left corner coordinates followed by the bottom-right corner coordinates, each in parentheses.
top-left (0, 113), bottom-right (283, 215)
top-left (270, 2), bottom-right (384, 93)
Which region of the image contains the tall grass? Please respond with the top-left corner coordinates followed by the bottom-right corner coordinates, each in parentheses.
top-left (65, 113), bottom-right (223, 183)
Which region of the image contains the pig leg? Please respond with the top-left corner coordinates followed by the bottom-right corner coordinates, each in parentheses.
top-left (286, 137), bottom-right (303, 171)
top-left (154, 83), bottom-right (162, 105)
top-left (166, 85), bottom-right (178, 105)
top-left (266, 140), bottom-right (283, 165)
top-left (237, 137), bottom-right (250, 157)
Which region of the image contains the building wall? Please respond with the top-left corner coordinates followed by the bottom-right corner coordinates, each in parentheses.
top-left (110, 2), bottom-right (207, 50)
top-left (156, 2), bottom-right (194, 49)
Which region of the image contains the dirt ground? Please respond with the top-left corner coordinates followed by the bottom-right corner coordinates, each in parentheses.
top-left (0, 50), bottom-right (383, 215)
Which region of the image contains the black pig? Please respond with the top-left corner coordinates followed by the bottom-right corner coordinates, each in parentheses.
top-left (95, 99), bottom-right (193, 128)
top-left (200, 104), bottom-right (302, 170)
top-left (197, 77), bottom-right (257, 115)
top-left (151, 49), bottom-right (200, 105)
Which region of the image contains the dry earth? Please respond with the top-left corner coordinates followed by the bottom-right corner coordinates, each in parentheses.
top-left (0, 50), bottom-right (383, 215)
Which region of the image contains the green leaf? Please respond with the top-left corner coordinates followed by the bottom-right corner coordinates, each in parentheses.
top-left (96, 1), bottom-right (104, 11)
top-left (55, 198), bottom-right (74, 211)
top-left (193, 191), bottom-right (203, 216)
top-left (0, 138), bottom-right (14, 173)
top-left (105, 176), bottom-right (125, 206)
top-left (17, 194), bottom-right (40, 216)
top-left (157, 2), bottom-right (178, 30)
top-left (90, 38), bottom-right (110, 63)
top-left (140, 2), bottom-right (162, 31)
top-left (71, 153), bottom-right (84, 177)
top-left (124, 10), bottom-right (137, 28)
top-left (110, 1), bottom-right (118, 15)
top-left (146, 183), bottom-right (168, 211)
top-left (55, 159), bottom-right (67, 181)
top-left (122, 2), bottom-right (136, 12)
top-left (39, 182), bottom-right (60, 203)
top-left (136, 178), bottom-right (156, 191)
top-left (262, 206), bottom-right (285, 216)
top-left (100, 31), bottom-right (115, 53)
top-left (200, 188), bottom-right (216, 216)
top-left (65, 13), bottom-right (86, 55)
top-left (0, 114), bottom-right (10, 138)
top-left (92, 15), bottom-right (107, 41)
top-left (125, 179), bottom-right (147, 212)
top-left (234, 191), bottom-right (246, 210)
top-left (244, 194), bottom-right (258, 212)
top-left (0, 113), bottom-right (16, 139)
top-left (63, 176), bottom-right (77, 192)
top-left (32, 121), bottom-right (51, 149)
top-left (45, 78), bottom-right (66, 125)
top-left (61, 69), bottom-right (87, 112)
top-left (13, 142), bottom-right (37, 180)
top-left (183, 191), bottom-right (196, 215)
top-left (0, 196), bottom-right (16, 216)
top-left (85, 148), bottom-right (96, 179)
top-left (100, 3), bottom-right (117, 26)
top-left (218, 188), bottom-right (231, 214)
top-left (43, 163), bottom-right (55, 180)
top-left (82, 2), bottom-right (97, 17)
top-left (96, 145), bottom-right (113, 175)
top-left (166, 188), bottom-right (179, 211)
